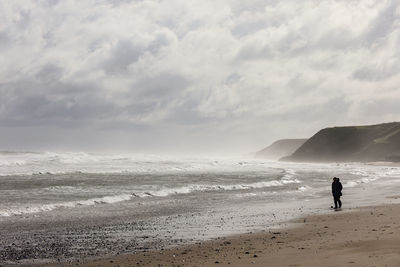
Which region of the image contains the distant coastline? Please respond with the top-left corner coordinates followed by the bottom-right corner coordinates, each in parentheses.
top-left (257, 122), bottom-right (400, 163)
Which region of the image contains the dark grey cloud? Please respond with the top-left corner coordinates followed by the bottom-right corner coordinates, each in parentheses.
top-left (102, 32), bottom-right (173, 74)
top-left (42, 0), bottom-right (61, 7)
top-left (231, 20), bottom-right (268, 38)
top-left (364, 0), bottom-right (399, 44)
top-left (235, 44), bottom-right (273, 61)
top-left (352, 65), bottom-right (399, 82)
top-left (35, 64), bottom-right (63, 85)
top-left (0, 63), bottom-right (117, 127)
top-left (102, 39), bottom-right (144, 73)
top-left (0, 31), bottom-right (11, 48)
top-left (134, 73), bottom-right (189, 97)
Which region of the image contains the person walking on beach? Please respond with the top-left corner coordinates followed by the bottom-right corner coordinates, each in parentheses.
top-left (332, 177), bottom-right (343, 209)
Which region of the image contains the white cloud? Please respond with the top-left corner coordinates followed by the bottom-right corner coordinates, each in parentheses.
top-left (0, 0), bottom-right (399, 154)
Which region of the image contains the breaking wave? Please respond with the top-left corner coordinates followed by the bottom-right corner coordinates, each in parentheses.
top-left (0, 151), bottom-right (278, 176)
top-left (0, 178), bottom-right (301, 217)
top-left (134, 179), bottom-right (301, 198)
top-left (0, 194), bottom-right (133, 217)
top-left (345, 170), bottom-right (380, 187)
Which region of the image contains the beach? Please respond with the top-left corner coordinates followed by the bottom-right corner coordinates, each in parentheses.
top-left (77, 204), bottom-right (400, 267)
top-left (1, 152), bottom-right (400, 266)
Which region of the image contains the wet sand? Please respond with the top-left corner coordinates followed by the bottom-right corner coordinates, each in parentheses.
top-left (64, 204), bottom-right (400, 267)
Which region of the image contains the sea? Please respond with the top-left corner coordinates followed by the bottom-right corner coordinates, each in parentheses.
top-left (1, 151), bottom-right (400, 264)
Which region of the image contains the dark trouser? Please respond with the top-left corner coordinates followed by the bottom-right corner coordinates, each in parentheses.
top-left (333, 195), bottom-right (342, 209)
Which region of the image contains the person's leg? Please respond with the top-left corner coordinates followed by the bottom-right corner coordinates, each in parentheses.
top-left (333, 196), bottom-right (338, 209)
top-left (338, 197), bottom-right (342, 208)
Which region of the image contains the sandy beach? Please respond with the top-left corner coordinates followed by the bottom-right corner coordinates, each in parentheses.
top-left (3, 156), bottom-right (400, 267)
top-left (51, 203), bottom-right (399, 267)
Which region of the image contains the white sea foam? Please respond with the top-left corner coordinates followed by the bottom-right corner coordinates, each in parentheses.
top-left (0, 193), bottom-right (134, 217)
top-left (345, 176), bottom-right (379, 187)
top-left (0, 152), bottom-right (278, 176)
top-left (0, 177), bottom-right (301, 216)
top-left (282, 169), bottom-right (296, 179)
top-left (43, 186), bottom-right (85, 193)
top-left (298, 185), bottom-right (312, 191)
top-left (345, 169), bottom-right (381, 187)
top-left (139, 178), bottom-right (301, 198)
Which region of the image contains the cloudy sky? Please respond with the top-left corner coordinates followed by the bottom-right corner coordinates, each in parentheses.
top-left (0, 0), bottom-right (399, 155)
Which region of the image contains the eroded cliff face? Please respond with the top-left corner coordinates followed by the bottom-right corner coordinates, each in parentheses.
top-left (281, 122), bottom-right (400, 162)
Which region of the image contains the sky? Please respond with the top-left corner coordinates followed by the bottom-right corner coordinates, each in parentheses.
top-left (0, 0), bottom-right (400, 155)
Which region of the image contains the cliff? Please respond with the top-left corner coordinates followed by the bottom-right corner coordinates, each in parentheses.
top-left (281, 122), bottom-right (400, 162)
top-left (255, 139), bottom-right (308, 160)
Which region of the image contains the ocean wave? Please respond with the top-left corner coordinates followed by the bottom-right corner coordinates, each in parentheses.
top-left (0, 151), bottom-right (280, 176)
top-left (42, 185), bottom-right (88, 193)
top-left (345, 176), bottom-right (380, 188)
top-left (297, 185), bottom-right (312, 191)
top-left (135, 179), bottom-right (301, 198)
top-left (0, 194), bottom-right (133, 217)
top-left (0, 159), bottom-right (27, 167)
top-left (0, 178), bottom-right (301, 216)
top-left (232, 185), bottom-right (313, 199)
top-left (282, 169), bottom-right (296, 179)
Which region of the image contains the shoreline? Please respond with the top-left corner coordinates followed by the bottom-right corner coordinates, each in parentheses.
top-left (366, 161), bottom-right (400, 167)
top-left (30, 203), bottom-right (400, 267)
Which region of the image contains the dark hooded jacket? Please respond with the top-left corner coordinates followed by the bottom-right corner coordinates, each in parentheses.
top-left (332, 178), bottom-right (343, 197)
